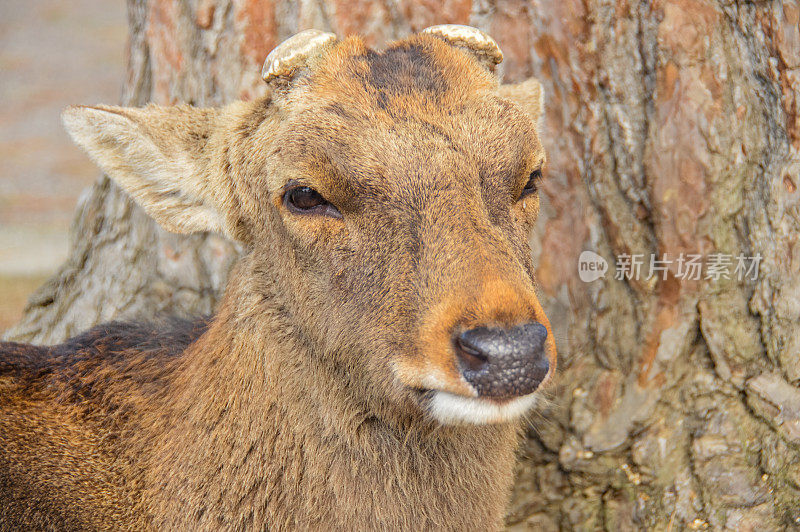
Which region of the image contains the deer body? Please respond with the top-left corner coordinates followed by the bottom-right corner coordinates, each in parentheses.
top-left (1, 27), bottom-right (555, 530)
top-left (2, 269), bottom-right (517, 529)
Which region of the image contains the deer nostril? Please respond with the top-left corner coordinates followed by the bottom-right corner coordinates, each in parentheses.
top-left (454, 323), bottom-right (549, 399)
top-left (455, 335), bottom-right (490, 372)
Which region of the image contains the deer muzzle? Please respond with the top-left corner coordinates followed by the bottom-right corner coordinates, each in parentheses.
top-left (454, 322), bottom-right (550, 400)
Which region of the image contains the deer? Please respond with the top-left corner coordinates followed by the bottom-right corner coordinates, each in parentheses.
top-left (0, 25), bottom-right (556, 530)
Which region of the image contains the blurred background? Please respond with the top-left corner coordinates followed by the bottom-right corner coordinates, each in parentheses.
top-left (0, 0), bottom-right (126, 331)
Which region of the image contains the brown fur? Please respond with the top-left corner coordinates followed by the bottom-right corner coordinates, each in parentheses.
top-left (1, 33), bottom-right (554, 530)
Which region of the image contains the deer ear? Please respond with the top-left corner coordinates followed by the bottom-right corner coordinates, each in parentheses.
top-left (498, 78), bottom-right (545, 128)
top-left (262, 29), bottom-right (337, 89)
top-left (62, 104), bottom-right (234, 238)
top-left (421, 25), bottom-right (503, 75)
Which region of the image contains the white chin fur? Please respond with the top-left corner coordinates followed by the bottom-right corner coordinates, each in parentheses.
top-left (428, 391), bottom-right (540, 425)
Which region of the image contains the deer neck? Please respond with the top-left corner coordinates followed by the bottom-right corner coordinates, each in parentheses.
top-left (147, 262), bottom-right (521, 529)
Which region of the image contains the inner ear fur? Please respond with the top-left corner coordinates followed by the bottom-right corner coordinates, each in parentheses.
top-left (497, 78), bottom-right (545, 129)
top-left (62, 104), bottom-right (238, 239)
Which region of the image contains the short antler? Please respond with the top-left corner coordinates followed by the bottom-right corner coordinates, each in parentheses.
top-left (421, 25), bottom-right (503, 73)
top-left (262, 29), bottom-right (337, 85)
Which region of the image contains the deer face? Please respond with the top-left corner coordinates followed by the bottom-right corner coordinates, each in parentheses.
top-left (63, 27), bottom-right (556, 425)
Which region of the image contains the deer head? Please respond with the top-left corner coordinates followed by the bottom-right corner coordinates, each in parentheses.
top-left (62, 26), bottom-right (555, 425)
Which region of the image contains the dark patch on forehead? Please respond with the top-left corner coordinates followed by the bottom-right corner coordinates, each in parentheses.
top-left (187, 129), bottom-right (209, 145)
top-left (221, 145), bottom-right (232, 174)
top-left (324, 102), bottom-right (354, 120)
top-left (364, 44), bottom-right (449, 101)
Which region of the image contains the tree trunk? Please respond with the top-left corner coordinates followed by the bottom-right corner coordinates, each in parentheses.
top-left (6, 0), bottom-right (800, 529)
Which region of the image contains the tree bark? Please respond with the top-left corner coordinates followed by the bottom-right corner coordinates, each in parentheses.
top-left (6, 0), bottom-right (800, 529)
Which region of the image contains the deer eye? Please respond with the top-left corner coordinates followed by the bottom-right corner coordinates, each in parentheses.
top-left (520, 168), bottom-right (542, 198)
top-left (284, 184), bottom-right (342, 218)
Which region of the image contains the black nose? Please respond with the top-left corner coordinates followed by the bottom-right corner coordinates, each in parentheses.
top-left (454, 323), bottom-right (549, 399)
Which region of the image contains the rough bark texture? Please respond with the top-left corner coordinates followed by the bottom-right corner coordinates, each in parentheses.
top-left (5, 0), bottom-right (800, 529)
